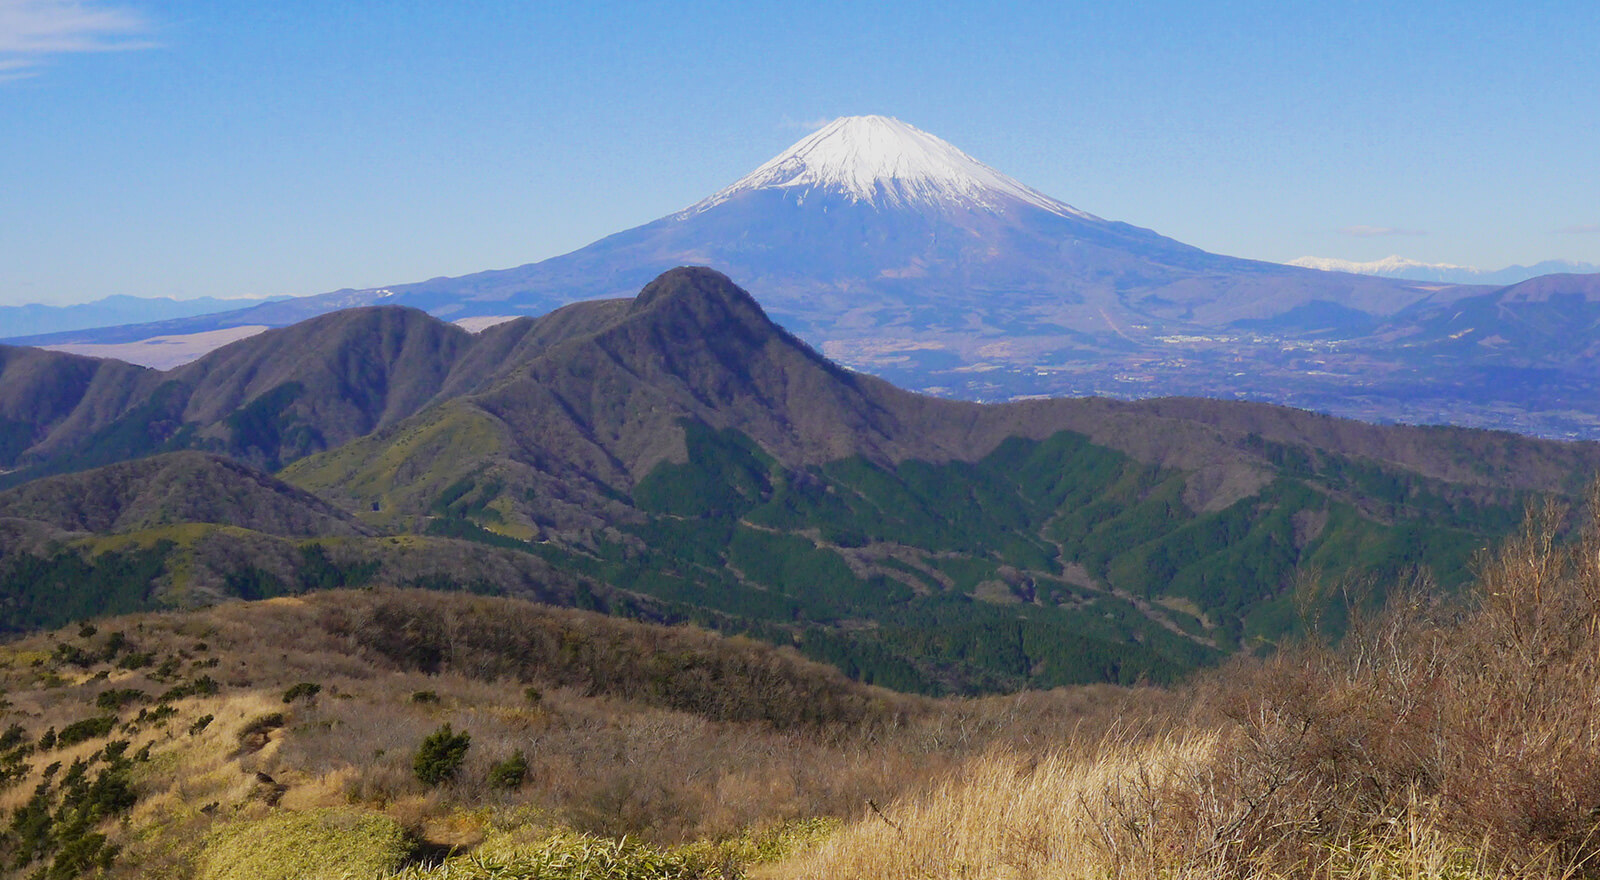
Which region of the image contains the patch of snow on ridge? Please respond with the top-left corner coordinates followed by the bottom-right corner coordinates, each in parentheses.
top-left (684, 115), bottom-right (1097, 220)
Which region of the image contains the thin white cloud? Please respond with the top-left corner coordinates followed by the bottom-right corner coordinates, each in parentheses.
top-left (0, 0), bottom-right (154, 79)
top-left (1556, 223), bottom-right (1600, 235)
top-left (778, 115), bottom-right (833, 132)
top-left (0, 55), bottom-right (32, 82)
top-left (1338, 225), bottom-right (1426, 238)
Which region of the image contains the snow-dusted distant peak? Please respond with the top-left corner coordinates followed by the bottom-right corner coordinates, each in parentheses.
top-left (684, 115), bottom-right (1097, 220)
top-left (1287, 255), bottom-right (1600, 285)
top-left (1287, 255), bottom-right (1474, 276)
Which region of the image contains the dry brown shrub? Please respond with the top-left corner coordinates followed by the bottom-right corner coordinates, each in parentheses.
top-left (1138, 490), bottom-right (1600, 877)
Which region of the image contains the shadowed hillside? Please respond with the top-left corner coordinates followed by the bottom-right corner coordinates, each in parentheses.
top-left (0, 346), bottom-right (153, 471)
top-left (1, 307), bottom-right (477, 481)
top-left (0, 452), bottom-right (370, 538)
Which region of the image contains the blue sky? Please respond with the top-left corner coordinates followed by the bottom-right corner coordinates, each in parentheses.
top-left (2, 0), bottom-right (1597, 307)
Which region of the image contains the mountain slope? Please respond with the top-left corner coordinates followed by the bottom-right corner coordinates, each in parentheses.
top-left (0, 451), bottom-right (371, 538)
top-left (290, 269), bottom-right (1600, 509)
top-left (273, 269), bottom-right (1598, 689)
top-left (0, 294), bottom-right (281, 338)
top-left (163, 305), bottom-right (478, 466)
top-left (0, 346), bottom-right (155, 469)
top-left (1, 307), bottom-right (486, 480)
top-left (369, 117), bottom-right (1435, 335)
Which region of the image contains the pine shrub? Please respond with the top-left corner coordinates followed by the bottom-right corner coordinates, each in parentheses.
top-left (281, 682), bottom-right (322, 704)
top-left (412, 724), bottom-right (470, 786)
top-left (488, 750), bottom-right (527, 790)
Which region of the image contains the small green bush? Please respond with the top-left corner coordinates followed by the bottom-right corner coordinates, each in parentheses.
top-left (413, 723), bottom-right (470, 786)
top-left (409, 690), bottom-right (440, 704)
top-left (488, 750), bottom-right (527, 790)
top-left (94, 687), bottom-right (146, 711)
top-left (134, 703), bottom-right (178, 727)
top-left (0, 750), bottom-right (29, 788)
top-left (159, 674), bottom-right (219, 702)
top-left (282, 682), bottom-right (322, 704)
top-left (7, 744), bottom-right (140, 877)
top-left (152, 656), bottom-right (183, 681)
top-left (55, 715), bottom-right (116, 748)
top-left (0, 722), bottom-right (28, 752)
top-left (115, 650), bottom-right (154, 670)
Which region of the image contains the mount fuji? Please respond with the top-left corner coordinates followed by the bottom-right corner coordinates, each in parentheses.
top-left (363, 115), bottom-right (1438, 343)
top-left (13, 115), bottom-right (1600, 438)
top-left (18, 116), bottom-right (1432, 348)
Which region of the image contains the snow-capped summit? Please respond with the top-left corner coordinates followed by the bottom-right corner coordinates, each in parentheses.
top-left (684, 115), bottom-right (1096, 219)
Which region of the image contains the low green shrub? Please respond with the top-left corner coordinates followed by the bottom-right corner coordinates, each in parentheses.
top-left (55, 715), bottom-right (116, 748)
top-left (0, 722), bottom-right (28, 751)
top-left (95, 687), bottom-right (146, 711)
top-left (413, 724), bottom-right (470, 786)
top-left (158, 674), bottom-right (219, 702)
top-left (282, 682), bottom-right (322, 704)
top-left (488, 750), bottom-right (527, 790)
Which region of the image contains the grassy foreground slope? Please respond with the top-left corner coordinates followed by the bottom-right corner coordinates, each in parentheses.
top-left (1, 494), bottom-right (1598, 878)
top-left (0, 588), bottom-right (1172, 879)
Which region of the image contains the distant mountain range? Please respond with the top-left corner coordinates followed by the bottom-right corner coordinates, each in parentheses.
top-left (3, 268), bottom-right (1596, 692)
top-left (6, 116), bottom-right (1599, 439)
top-left (0, 294), bottom-right (286, 338)
top-left (1287, 255), bottom-right (1600, 285)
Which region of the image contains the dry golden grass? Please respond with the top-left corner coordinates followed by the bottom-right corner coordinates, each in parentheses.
top-left (767, 490), bottom-right (1600, 880)
top-left (766, 732), bottom-right (1222, 880)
